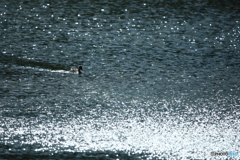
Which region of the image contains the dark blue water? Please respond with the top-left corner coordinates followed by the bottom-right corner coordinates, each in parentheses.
top-left (1, 0), bottom-right (240, 159)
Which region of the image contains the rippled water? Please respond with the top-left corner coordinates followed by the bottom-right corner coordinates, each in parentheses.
top-left (1, 0), bottom-right (240, 159)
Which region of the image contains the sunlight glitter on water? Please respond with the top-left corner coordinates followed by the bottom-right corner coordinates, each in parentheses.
top-left (1, 1), bottom-right (239, 159)
top-left (2, 98), bottom-right (239, 159)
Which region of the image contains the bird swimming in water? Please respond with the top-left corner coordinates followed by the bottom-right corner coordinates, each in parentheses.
top-left (70, 66), bottom-right (83, 74)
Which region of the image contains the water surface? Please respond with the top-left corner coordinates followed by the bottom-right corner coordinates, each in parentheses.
top-left (0, 0), bottom-right (240, 159)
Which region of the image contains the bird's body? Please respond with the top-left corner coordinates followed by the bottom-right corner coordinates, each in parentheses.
top-left (70, 66), bottom-right (83, 74)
